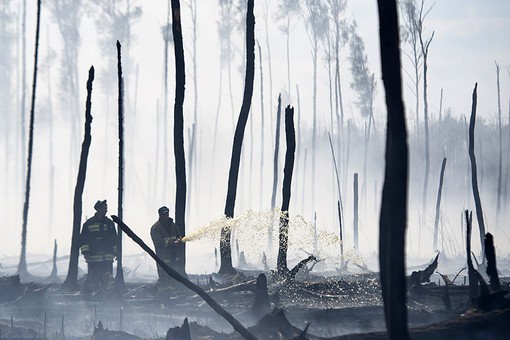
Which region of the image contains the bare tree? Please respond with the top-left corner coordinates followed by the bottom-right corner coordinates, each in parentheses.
top-left (349, 20), bottom-right (376, 210)
top-left (17, 0), bottom-right (42, 281)
top-left (62, 66), bottom-right (95, 290)
top-left (495, 62), bottom-right (502, 225)
top-left (468, 83), bottom-right (486, 261)
top-left (416, 0), bottom-right (434, 221)
top-left (377, 0), bottom-right (410, 337)
top-left (171, 0), bottom-right (188, 278)
top-left (304, 0), bottom-right (329, 215)
top-left (274, 0), bottom-right (301, 100)
top-left (219, 0), bottom-right (255, 275)
top-left (277, 105), bottom-right (296, 275)
top-left (115, 41), bottom-right (126, 290)
top-left (399, 0), bottom-right (423, 136)
top-left (433, 157), bottom-right (447, 251)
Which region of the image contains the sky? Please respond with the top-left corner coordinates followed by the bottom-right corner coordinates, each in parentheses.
top-left (1, 0), bottom-right (509, 275)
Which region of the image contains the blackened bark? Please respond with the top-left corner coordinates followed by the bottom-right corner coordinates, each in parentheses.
top-left (277, 105), bottom-right (295, 274)
top-left (377, 1), bottom-right (409, 338)
top-left (18, 0), bottom-right (42, 280)
top-left (62, 66), bottom-right (95, 290)
top-left (115, 41), bottom-right (126, 290)
top-left (112, 216), bottom-right (257, 340)
top-left (219, 0), bottom-right (255, 275)
top-left (468, 83), bottom-right (486, 260)
top-left (171, 0), bottom-right (188, 277)
top-left (433, 157), bottom-right (447, 251)
top-left (337, 200), bottom-right (344, 265)
top-left (484, 233), bottom-right (500, 291)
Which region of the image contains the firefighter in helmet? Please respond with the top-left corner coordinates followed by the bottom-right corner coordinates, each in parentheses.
top-left (80, 199), bottom-right (118, 291)
top-left (150, 206), bottom-right (183, 291)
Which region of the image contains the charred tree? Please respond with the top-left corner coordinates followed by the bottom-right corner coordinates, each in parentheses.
top-left (219, 0), bottom-right (255, 275)
top-left (433, 157), bottom-right (447, 251)
top-left (269, 94), bottom-right (282, 247)
top-left (484, 233), bottom-right (500, 292)
top-left (62, 66), bottom-right (95, 291)
top-left (17, 0), bottom-right (42, 280)
top-left (377, 0), bottom-right (410, 338)
top-left (115, 41), bottom-right (126, 290)
top-left (468, 83), bottom-right (486, 260)
top-left (328, 132), bottom-right (344, 262)
top-left (171, 0), bottom-right (188, 278)
top-left (277, 105), bottom-right (296, 275)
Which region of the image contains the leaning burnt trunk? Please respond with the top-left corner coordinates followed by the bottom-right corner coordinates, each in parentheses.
top-left (277, 105), bottom-right (295, 275)
top-left (115, 41), bottom-right (126, 290)
top-left (17, 0), bottom-right (42, 280)
top-left (219, 0), bottom-right (255, 275)
top-left (468, 83), bottom-right (486, 260)
top-left (171, 0), bottom-right (188, 277)
top-left (433, 157), bottom-right (447, 251)
top-left (377, 1), bottom-right (410, 338)
top-left (62, 66), bottom-right (95, 290)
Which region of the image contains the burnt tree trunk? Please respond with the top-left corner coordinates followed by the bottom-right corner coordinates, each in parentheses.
top-left (468, 83), bottom-right (486, 260)
top-left (277, 105), bottom-right (295, 275)
top-left (485, 233), bottom-right (500, 291)
top-left (495, 62), bottom-right (502, 225)
top-left (115, 41), bottom-right (126, 290)
top-left (377, 1), bottom-right (410, 338)
top-left (219, 0), bottom-right (255, 275)
top-left (433, 157), bottom-right (447, 251)
top-left (18, 0), bottom-right (42, 280)
top-left (171, 0), bottom-right (188, 277)
top-left (62, 66), bottom-right (95, 290)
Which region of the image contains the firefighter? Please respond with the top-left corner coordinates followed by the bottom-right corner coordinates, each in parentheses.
top-left (150, 206), bottom-right (183, 291)
top-left (80, 199), bottom-right (118, 291)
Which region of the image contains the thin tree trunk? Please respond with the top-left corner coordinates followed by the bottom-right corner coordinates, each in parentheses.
top-left (328, 132), bottom-right (344, 250)
top-left (257, 41), bottom-right (265, 208)
top-left (353, 173), bottom-right (359, 251)
top-left (465, 210), bottom-right (478, 301)
top-left (468, 83), bottom-right (486, 261)
top-left (219, 0), bottom-right (255, 275)
top-left (433, 157), bottom-right (447, 251)
top-left (186, 123), bottom-right (196, 223)
top-left (312, 38), bottom-right (318, 216)
top-left (271, 94), bottom-right (282, 211)
top-left (62, 66), bottom-right (95, 290)
top-left (301, 148), bottom-right (307, 213)
top-left (163, 0), bottom-right (170, 200)
top-left (171, 0), bottom-right (188, 278)
top-left (495, 62), bottom-right (502, 226)
top-left (115, 41), bottom-right (126, 290)
top-left (337, 200), bottom-right (344, 266)
top-left (17, 0), bottom-right (42, 280)
top-left (210, 57), bottom-right (224, 206)
top-left (377, 1), bottom-right (410, 338)
top-left (269, 94), bottom-right (282, 248)
top-left (277, 105), bottom-right (295, 275)
top-left (438, 88), bottom-right (443, 121)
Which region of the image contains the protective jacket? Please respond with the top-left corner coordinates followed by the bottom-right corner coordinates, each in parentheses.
top-left (151, 217), bottom-right (181, 264)
top-left (80, 214), bottom-right (118, 263)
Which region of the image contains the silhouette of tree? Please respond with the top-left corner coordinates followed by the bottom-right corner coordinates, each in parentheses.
top-left (18, 0), bottom-right (42, 281)
top-left (274, 0), bottom-right (300, 99)
top-left (219, 0), bottom-right (255, 275)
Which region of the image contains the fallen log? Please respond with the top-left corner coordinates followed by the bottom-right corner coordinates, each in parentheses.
top-left (111, 215), bottom-right (257, 340)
